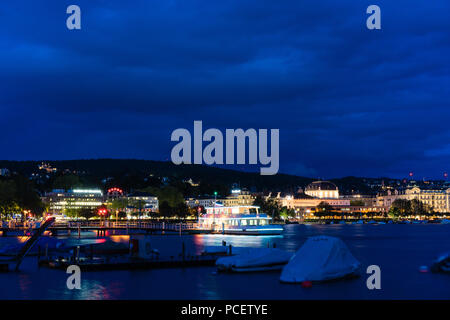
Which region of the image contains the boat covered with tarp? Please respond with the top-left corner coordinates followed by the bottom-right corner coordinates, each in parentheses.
top-left (280, 236), bottom-right (361, 283)
top-left (216, 247), bottom-right (292, 272)
top-left (430, 252), bottom-right (450, 273)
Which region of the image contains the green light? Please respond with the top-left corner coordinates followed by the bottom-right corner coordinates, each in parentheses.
top-left (214, 191), bottom-right (217, 196)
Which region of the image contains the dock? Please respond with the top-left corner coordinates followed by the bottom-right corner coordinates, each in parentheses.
top-left (38, 255), bottom-right (218, 271)
top-left (1, 221), bottom-right (212, 237)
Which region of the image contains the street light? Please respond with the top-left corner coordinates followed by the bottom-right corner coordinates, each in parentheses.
top-left (213, 191), bottom-right (217, 231)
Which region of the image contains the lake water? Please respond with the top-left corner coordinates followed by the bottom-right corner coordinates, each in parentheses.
top-left (0, 224), bottom-right (449, 300)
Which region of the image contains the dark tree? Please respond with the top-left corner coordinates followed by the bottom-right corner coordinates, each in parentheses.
top-left (79, 208), bottom-right (96, 220)
top-left (315, 201), bottom-right (333, 217)
top-left (159, 201), bottom-right (172, 219)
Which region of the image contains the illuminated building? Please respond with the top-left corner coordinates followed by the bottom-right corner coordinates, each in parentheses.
top-left (38, 162), bottom-right (57, 173)
top-left (305, 181), bottom-right (339, 199)
top-left (341, 194), bottom-right (377, 207)
top-left (222, 189), bottom-right (255, 206)
top-left (274, 181), bottom-right (382, 217)
top-left (185, 189), bottom-right (255, 208)
top-left (377, 187), bottom-right (450, 213)
top-left (42, 189), bottom-right (104, 214)
top-left (126, 191), bottom-right (159, 214)
top-left (277, 193), bottom-right (350, 214)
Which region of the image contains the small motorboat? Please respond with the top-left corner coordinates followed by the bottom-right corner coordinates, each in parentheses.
top-left (202, 246), bottom-right (229, 256)
top-left (280, 236), bottom-right (361, 283)
top-left (430, 252), bottom-right (450, 273)
top-left (216, 247), bottom-right (292, 272)
top-left (441, 219), bottom-right (450, 224)
top-left (356, 220), bottom-right (364, 224)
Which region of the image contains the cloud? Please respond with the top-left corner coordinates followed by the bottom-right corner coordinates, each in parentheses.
top-left (0, 0), bottom-right (449, 178)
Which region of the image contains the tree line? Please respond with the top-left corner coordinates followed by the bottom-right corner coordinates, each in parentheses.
top-left (0, 176), bottom-right (45, 220)
top-left (388, 199), bottom-right (434, 218)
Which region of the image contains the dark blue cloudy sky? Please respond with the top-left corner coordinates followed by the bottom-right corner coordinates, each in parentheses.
top-left (0, 1), bottom-right (449, 179)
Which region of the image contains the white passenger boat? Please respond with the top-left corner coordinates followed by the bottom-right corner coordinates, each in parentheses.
top-left (198, 205), bottom-right (283, 235)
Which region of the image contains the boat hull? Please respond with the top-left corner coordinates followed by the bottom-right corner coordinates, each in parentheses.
top-left (222, 226), bottom-right (284, 235)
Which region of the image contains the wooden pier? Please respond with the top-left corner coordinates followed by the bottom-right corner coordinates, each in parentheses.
top-left (1, 221), bottom-right (212, 237)
top-left (38, 255), bottom-right (218, 271)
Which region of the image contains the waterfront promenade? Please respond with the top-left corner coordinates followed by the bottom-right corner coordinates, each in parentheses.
top-left (1, 220), bottom-right (205, 237)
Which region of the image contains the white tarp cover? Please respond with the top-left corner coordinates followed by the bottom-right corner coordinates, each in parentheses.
top-left (216, 248), bottom-right (292, 271)
top-left (280, 236), bottom-right (361, 283)
top-left (202, 246), bottom-right (229, 255)
top-left (203, 246), bottom-right (266, 255)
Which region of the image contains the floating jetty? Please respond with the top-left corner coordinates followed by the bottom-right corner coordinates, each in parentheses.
top-left (39, 255), bottom-right (217, 271)
top-left (38, 234), bottom-right (222, 271)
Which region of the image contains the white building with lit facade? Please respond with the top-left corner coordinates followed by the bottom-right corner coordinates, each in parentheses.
top-left (305, 181), bottom-right (339, 199)
top-left (186, 189), bottom-right (255, 208)
top-left (43, 189), bottom-right (104, 214)
top-left (126, 191), bottom-right (159, 214)
top-left (377, 186), bottom-right (450, 213)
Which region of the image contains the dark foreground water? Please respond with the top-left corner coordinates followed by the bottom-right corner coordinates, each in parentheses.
top-left (0, 224), bottom-right (449, 300)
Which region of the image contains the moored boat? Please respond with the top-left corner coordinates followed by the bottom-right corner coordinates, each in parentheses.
top-left (280, 236), bottom-right (361, 283)
top-left (216, 247), bottom-right (292, 272)
top-left (430, 252), bottom-right (450, 273)
top-left (198, 205), bottom-right (283, 235)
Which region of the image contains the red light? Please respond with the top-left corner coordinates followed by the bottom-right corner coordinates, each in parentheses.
top-left (107, 187), bottom-right (123, 194)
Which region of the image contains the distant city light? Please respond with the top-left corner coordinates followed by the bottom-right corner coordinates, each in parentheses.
top-left (73, 189), bottom-right (103, 194)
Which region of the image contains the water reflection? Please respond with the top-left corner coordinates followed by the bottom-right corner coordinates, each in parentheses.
top-left (0, 224), bottom-right (449, 300)
top-left (193, 234), bottom-right (283, 254)
top-left (18, 274), bottom-right (32, 300)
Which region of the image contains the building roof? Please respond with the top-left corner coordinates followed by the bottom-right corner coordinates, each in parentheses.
top-left (294, 192), bottom-right (314, 199)
top-left (305, 181), bottom-right (338, 191)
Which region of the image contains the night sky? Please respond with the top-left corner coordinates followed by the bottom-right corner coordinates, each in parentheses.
top-left (0, 1), bottom-right (449, 179)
